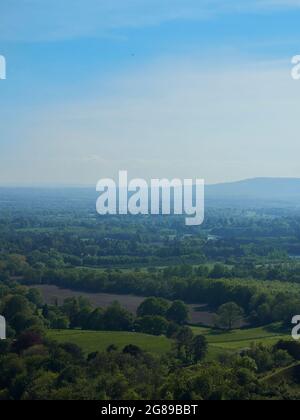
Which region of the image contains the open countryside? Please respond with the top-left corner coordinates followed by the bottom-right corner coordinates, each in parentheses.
top-left (48, 324), bottom-right (291, 359)
top-left (32, 284), bottom-right (217, 326)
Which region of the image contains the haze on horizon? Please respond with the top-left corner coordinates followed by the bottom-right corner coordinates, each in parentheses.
top-left (1, 0), bottom-right (300, 186)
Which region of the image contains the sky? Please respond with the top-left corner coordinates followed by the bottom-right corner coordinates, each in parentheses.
top-left (0, 0), bottom-right (300, 186)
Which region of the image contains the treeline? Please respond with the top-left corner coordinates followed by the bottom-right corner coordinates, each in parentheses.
top-left (1, 279), bottom-right (300, 400)
top-left (2, 205), bottom-right (300, 271)
top-left (43, 296), bottom-right (189, 338)
top-left (0, 274), bottom-right (190, 338)
top-left (1, 253), bottom-right (300, 327)
top-left (20, 264), bottom-right (300, 327)
top-left (2, 329), bottom-right (299, 400)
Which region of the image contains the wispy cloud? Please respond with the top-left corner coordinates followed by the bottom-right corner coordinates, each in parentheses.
top-left (1, 0), bottom-right (300, 42)
top-left (2, 57), bottom-right (299, 185)
top-left (1, 1), bottom-right (300, 186)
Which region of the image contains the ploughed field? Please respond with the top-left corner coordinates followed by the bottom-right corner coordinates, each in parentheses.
top-left (31, 284), bottom-right (216, 326)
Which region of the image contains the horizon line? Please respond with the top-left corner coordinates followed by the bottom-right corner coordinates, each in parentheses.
top-left (0, 176), bottom-right (300, 189)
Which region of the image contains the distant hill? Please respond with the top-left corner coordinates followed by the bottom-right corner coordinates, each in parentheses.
top-left (206, 178), bottom-right (300, 208)
top-left (1, 177), bottom-right (300, 210)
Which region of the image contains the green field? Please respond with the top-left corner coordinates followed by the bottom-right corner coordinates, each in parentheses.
top-left (48, 323), bottom-right (291, 360)
top-left (192, 324), bottom-right (290, 353)
top-left (48, 330), bottom-right (173, 355)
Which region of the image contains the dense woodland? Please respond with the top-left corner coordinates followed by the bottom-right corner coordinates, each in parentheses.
top-left (1, 189), bottom-right (300, 399)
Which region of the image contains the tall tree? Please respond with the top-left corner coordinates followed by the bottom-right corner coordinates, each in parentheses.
top-left (167, 301), bottom-right (189, 325)
top-left (216, 302), bottom-right (244, 330)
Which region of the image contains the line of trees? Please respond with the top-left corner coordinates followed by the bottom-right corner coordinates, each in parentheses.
top-left (19, 265), bottom-right (300, 327)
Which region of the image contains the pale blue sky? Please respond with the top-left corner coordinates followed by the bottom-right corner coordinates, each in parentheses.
top-left (0, 0), bottom-right (300, 185)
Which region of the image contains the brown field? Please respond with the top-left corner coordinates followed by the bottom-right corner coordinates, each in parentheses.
top-left (30, 284), bottom-right (216, 326)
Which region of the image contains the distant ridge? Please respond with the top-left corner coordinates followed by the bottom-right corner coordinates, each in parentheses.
top-left (206, 178), bottom-right (300, 207)
top-left (1, 177), bottom-right (300, 209)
